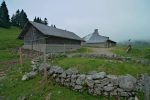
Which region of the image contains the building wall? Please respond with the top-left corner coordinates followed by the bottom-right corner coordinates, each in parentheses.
top-left (23, 26), bottom-right (45, 45)
top-left (46, 37), bottom-right (81, 53)
top-left (84, 42), bottom-right (116, 48)
top-left (84, 42), bottom-right (108, 48)
top-left (23, 26), bottom-right (81, 53)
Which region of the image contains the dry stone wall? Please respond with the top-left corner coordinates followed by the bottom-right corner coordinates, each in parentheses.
top-left (21, 58), bottom-right (149, 99)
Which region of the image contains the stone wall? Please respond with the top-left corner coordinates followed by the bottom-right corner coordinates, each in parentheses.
top-left (22, 58), bottom-right (149, 99)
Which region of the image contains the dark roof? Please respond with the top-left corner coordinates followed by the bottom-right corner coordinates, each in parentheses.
top-left (83, 29), bottom-right (110, 43)
top-left (107, 39), bottom-right (116, 43)
top-left (18, 21), bottom-right (83, 41)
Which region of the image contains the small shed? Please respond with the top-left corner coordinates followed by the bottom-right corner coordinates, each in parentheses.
top-left (18, 21), bottom-right (83, 53)
top-left (83, 29), bottom-right (116, 48)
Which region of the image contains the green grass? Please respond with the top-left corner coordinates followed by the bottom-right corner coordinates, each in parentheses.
top-left (0, 27), bottom-right (147, 99)
top-left (53, 57), bottom-right (150, 76)
top-left (0, 61), bottom-right (114, 100)
top-left (0, 27), bottom-right (22, 50)
top-left (0, 27), bottom-right (113, 100)
top-left (111, 46), bottom-right (150, 60)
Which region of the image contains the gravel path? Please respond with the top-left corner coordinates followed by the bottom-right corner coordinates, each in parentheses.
top-left (89, 47), bottom-right (114, 56)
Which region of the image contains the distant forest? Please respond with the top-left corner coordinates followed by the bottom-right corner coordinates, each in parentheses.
top-left (0, 1), bottom-right (49, 28)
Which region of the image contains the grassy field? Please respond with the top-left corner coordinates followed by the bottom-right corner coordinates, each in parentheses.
top-left (111, 45), bottom-right (150, 60)
top-left (53, 57), bottom-right (150, 77)
top-left (0, 27), bottom-right (148, 99)
top-left (0, 27), bottom-right (113, 100)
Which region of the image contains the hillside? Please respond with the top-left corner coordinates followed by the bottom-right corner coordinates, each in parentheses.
top-left (0, 27), bottom-right (149, 100)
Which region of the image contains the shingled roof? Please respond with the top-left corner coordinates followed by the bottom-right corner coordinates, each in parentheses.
top-left (18, 21), bottom-right (83, 41)
top-left (83, 29), bottom-right (109, 43)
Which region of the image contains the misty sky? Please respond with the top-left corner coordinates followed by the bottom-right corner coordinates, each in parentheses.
top-left (2, 0), bottom-right (150, 42)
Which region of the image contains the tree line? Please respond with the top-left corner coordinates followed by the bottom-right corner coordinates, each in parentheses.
top-left (0, 1), bottom-right (49, 28)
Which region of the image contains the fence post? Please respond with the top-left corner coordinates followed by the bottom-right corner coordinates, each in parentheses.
top-left (144, 74), bottom-right (150, 100)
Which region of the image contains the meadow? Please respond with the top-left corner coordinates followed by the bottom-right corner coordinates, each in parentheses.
top-left (0, 27), bottom-right (148, 99)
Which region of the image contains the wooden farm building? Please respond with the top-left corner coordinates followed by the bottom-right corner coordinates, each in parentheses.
top-left (83, 29), bottom-right (116, 48)
top-left (18, 21), bottom-right (83, 53)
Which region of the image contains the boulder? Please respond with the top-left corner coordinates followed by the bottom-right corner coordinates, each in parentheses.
top-left (85, 75), bottom-right (94, 88)
top-left (65, 68), bottom-right (79, 75)
top-left (48, 66), bottom-right (63, 75)
top-left (22, 71), bottom-right (37, 81)
top-left (74, 85), bottom-right (82, 90)
top-left (103, 85), bottom-right (114, 92)
top-left (39, 62), bottom-right (50, 72)
top-left (118, 75), bottom-right (136, 91)
top-left (92, 72), bottom-right (106, 79)
top-left (107, 75), bottom-right (119, 86)
top-left (76, 74), bottom-right (86, 85)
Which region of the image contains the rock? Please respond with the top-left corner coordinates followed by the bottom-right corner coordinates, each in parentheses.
top-left (85, 75), bottom-right (94, 88)
top-left (99, 78), bottom-right (110, 86)
top-left (22, 71), bottom-right (37, 81)
top-left (120, 92), bottom-right (128, 97)
top-left (103, 85), bottom-right (114, 92)
top-left (74, 85), bottom-right (82, 90)
top-left (22, 74), bottom-right (28, 81)
top-left (118, 75), bottom-right (136, 91)
top-left (39, 63), bottom-right (49, 72)
top-left (60, 72), bottom-right (67, 78)
top-left (31, 65), bottom-right (37, 71)
top-left (65, 68), bottom-right (79, 75)
top-left (31, 60), bottom-right (35, 65)
top-left (92, 72), bottom-right (106, 79)
top-left (110, 89), bottom-right (118, 96)
top-left (107, 75), bottom-right (119, 86)
top-left (76, 74), bottom-right (86, 85)
top-left (93, 87), bottom-right (102, 95)
top-left (48, 66), bottom-right (63, 75)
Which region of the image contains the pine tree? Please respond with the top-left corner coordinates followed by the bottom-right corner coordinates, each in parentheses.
top-left (53, 25), bottom-right (56, 28)
top-left (15, 9), bottom-right (20, 27)
top-left (34, 16), bottom-right (37, 22)
top-left (44, 18), bottom-right (48, 25)
top-left (0, 1), bottom-right (10, 28)
top-left (19, 9), bottom-right (28, 28)
top-left (11, 9), bottom-right (28, 28)
top-left (37, 17), bottom-right (40, 23)
top-left (11, 14), bottom-right (16, 26)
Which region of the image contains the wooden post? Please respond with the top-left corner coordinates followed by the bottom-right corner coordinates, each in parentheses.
top-left (19, 47), bottom-right (23, 67)
top-left (144, 74), bottom-right (150, 100)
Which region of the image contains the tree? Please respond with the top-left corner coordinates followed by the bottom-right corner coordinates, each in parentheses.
top-left (0, 1), bottom-right (10, 28)
top-left (19, 10), bottom-right (28, 28)
top-left (44, 18), bottom-right (48, 25)
top-left (11, 14), bottom-right (16, 26)
top-left (34, 16), bottom-right (37, 22)
top-left (11, 9), bottom-right (28, 28)
top-left (53, 25), bottom-right (56, 28)
top-left (33, 16), bottom-right (48, 25)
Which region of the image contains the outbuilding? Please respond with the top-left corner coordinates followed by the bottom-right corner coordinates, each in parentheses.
top-left (18, 21), bottom-right (83, 53)
top-left (83, 29), bottom-right (116, 48)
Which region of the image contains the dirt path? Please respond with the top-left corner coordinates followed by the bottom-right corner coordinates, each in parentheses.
top-left (89, 47), bottom-right (114, 56)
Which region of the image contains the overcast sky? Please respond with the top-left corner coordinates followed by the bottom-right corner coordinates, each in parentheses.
top-left (2, 0), bottom-right (150, 42)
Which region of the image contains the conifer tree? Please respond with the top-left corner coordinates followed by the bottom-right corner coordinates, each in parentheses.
top-left (44, 18), bottom-right (48, 25)
top-left (0, 1), bottom-right (10, 28)
top-left (34, 17), bottom-right (37, 22)
top-left (19, 9), bottom-right (28, 28)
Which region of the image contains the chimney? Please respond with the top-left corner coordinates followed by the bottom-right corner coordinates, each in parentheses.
top-left (94, 29), bottom-right (99, 34)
